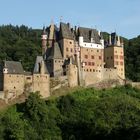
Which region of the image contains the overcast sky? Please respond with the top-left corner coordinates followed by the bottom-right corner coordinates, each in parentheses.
top-left (0, 0), bottom-right (140, 39)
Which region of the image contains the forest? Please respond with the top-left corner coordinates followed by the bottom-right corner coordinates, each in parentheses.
top-left (0, 85), bottom-right (140, 140)
top-left (0, 25), bottom-right (42, 71)
top-left (0, 25), bottom-right (140, 81)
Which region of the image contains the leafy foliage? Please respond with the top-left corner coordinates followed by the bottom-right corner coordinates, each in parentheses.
top-left (0, 25), bottom-right (41, 71)
top-left (0, 86), bottom-right (140, 139)
top-left (125, 35), bottom-right (140, 81)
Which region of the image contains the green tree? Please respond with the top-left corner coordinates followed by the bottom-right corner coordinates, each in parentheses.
top-left (2, 106), bottom-right (25, 140)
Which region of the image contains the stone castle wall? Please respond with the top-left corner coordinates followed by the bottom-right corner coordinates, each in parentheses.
top-left (3, 74), bottom-right (25, 97)
top-left (68, 64), bottom-right (78, 87)
top-left (80, 67), bottom-right (119, 86)
top-left (61, 39), bottom-right (75, 59)
top-left (32, 74), bottom-right (50, 98)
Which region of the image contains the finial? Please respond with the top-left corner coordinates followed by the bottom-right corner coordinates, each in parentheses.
top-left (42, 25), bottom-right (46, 35)
top-left (51, 18), bottom-right (54, 25)
top-left (60, 16), bottom-right (63, 22)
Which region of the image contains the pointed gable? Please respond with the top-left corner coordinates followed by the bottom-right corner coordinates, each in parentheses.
top-left (47, 42), bottom-right (62, 59)
top-left (78, 27), bottom-right (101, 44)
top-left (4, 61), bottom-right (24, 74)
top-left (46, 24), bottom-right (59, 41)
top-left (59, 22), bottom-right (74, 40)
top-left (33, 56), bottom-right (48, 74)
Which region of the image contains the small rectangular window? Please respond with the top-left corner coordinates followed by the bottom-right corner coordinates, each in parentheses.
top-left (85, 55), bottom-right (88, 59)
top-left (120, 56), bottom-right (124, 59)
top-left (26, 77), bottom-right (31, 80)
top-left (91, 55), bottom-right (94, 59)
top-left (115, 61), bottom-right (118, 65)
top-left (120, 62), bottom-right (123, 65)
top-left (92, 62), bottom-right (95, 66)
top-left (114, 55), bottom-right (118, 59)
top-left (88, 62), bottom-right (91, 66)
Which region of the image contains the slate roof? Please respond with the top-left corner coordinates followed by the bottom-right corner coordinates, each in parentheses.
top-left (78, 27), bottom-right (101, 44)
top-left (46, 24), bottom-right (59, 41)
top-left (33, 56), bottom-right (48, 74)
top-left (59, 22), bottom-right (74, 40)
top-left (111, 32), bottom-right (117, 45)
top-left (4, 61), bottom-right (24, 74)
top-left (47, 42), bottom-right (62, 59)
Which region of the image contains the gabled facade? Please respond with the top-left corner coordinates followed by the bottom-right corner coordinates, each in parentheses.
top-left (42, 22), bottom-right (125, 85)
top-left (104, 33), bottom-right (125, 79)
top-left (0, 58), bottom-right (50, 100)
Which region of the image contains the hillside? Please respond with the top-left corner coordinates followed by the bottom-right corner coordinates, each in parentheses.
top-left (0, 25), bottom-right (140, 81)
top-left (125, 35), bottom-right (140, 81)
top-left (0, 85), bottom-right (140, 139)
top-left (0, 25), bottom-right (42, 71)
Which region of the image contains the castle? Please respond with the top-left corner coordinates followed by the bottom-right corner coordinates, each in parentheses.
top-left (0, 22), bottom-right (125, 101)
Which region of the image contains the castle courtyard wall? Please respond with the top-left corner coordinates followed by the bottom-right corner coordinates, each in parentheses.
top-left (3, 74), bottom-right (25, 97)
top-left (68, 64), bottom-right (78, 87)
top-left (32, 74), bottom-right (50, 98)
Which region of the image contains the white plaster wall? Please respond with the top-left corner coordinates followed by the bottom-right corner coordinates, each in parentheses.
top-left (79, 36), bottom-right (104, 49)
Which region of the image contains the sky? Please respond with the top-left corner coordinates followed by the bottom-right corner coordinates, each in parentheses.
top-left (0, 0), bottom-right (140, 39)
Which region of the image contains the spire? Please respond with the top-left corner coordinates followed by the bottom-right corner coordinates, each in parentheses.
top-left (41, 26), bottom-right (47, 56)
top-left (109, 34), bottom-right (111, 45)
top-left (51, 18), bottom-right (54, 25)
top-left (120, 38), bottom-right (124, 47)
top-left (42, 26), bottom-right (45, 34)
top-left (117, 35), bottom-right (121, 46)
top-left (100, 32), bottom-right (103, 40)
top-left (49, 22), bottom-right (54, 40)
top-left (100, 32), bottom-right (104, 47)
top-left (40, 60), bottom-right (45, 74)
top-left (111, 32), bottom-right (117, 45)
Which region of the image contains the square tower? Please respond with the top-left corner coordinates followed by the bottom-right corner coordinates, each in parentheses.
top-left (104, 33), bottom-right (125, 79)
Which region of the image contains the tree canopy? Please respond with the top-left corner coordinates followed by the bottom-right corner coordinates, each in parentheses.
top-left (0, 25), bottom-right (42, 71)
top-left (0, 86), bottom-right (140, 139)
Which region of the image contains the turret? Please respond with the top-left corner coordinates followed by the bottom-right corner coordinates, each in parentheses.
top-left (91, 30), bottom-right (95, 43)
top-left (111, 32), bottom-right (117, 45)
top-left (3, 68), bottom-right (8, 74)
top-left (41, 26), bottom-right (47, 56)
top-left (120, 38), bottom-right (124, 47)
top-left (117, 36), bottom-right (121, 46)
top-left (100, 32), bottom-right (104, 47)
top-left (3, 62), bottom-right (8, 74)
top-left (79, 36), bottom-right (83, 46)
